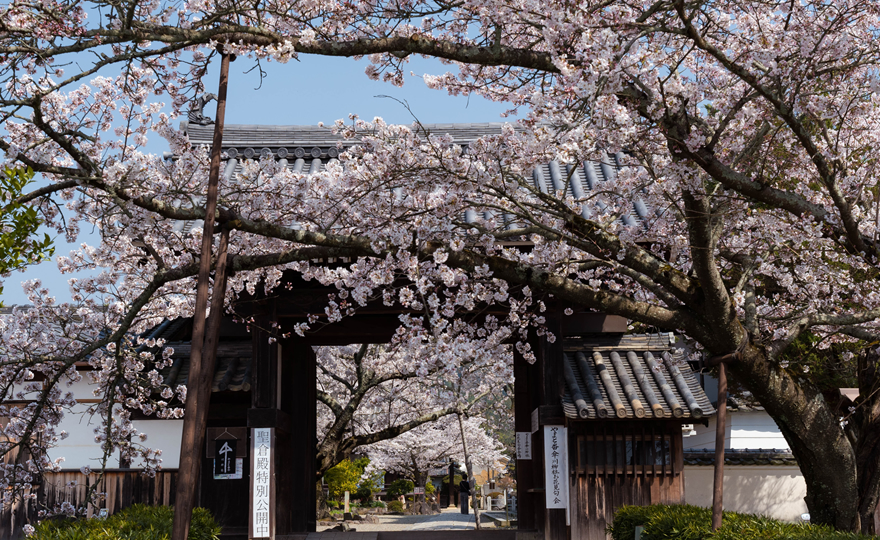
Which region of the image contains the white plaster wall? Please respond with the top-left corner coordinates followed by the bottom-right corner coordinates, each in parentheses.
top-left (132, 420), bottom-right (184, 469)
top-left (43, 373), bottom-right (119, 469)
top-left (47, 403), bottom-right (115, 469)
top-left (684, 466), bottom-right (807, 522)
top-left (682, 411), bottom-right (789, 450)
top-left (62, 377), bottom-right (99, 400)
top-left (682, 417), bottom-right (730, 450)
top-left (43, 372), bottom-right (184, 470)
top-left (729, 412), bottom-right (789, 450)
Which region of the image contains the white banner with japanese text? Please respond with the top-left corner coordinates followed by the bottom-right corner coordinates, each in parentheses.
top-left (543, 425), bottom-right (569, 510)
top-left (250, 427), bottom-right (274, 539)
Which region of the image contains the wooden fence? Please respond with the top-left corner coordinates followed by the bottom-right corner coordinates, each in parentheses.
top-left (1, 470), bottom-right (178, 540)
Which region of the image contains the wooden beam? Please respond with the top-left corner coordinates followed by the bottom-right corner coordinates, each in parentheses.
top-left (543, 313), bottom-right (566, 412)
top-left (563, 313), bottom-right (627, 334)
top-left (278, 315), bottom-right (402, 345)
top-left (530, 405), bottom-right (566, 428)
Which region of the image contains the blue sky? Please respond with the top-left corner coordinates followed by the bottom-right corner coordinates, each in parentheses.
top-left (2, 54), bottom-right (517, 306)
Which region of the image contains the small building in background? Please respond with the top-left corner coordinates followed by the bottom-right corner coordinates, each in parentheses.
top-left (681, 393), bottom-right (808, 522)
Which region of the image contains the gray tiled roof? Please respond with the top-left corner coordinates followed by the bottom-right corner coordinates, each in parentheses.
top-left (561, 334), bottom-right (714, 421)
top-left (175, 122), bottom-right (649, 234)
top-left (183, 121), bottom-right (513, 149)
top-left (159, 341), bottom-right (252, 392)
top-left (683, 449), bottom-right (798, 467)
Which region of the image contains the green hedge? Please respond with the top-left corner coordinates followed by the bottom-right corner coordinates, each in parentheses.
top-left (386, 479), bottom-right (414, 499)
top-left (30, 504), bottom-right (221, 540)
top-left (609, 505), bottom-right (872, 540)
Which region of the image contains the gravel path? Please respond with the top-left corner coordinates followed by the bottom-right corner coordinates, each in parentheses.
top-left (317, 507), bottom-right (477, 532)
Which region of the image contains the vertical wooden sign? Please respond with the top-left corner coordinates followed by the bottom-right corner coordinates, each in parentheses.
top-left (543, 425), bottom-right (569, 512)
top-left (516, 432), bottom-right (532, 460)
top-left (250, 428), bottom-right (275, 539)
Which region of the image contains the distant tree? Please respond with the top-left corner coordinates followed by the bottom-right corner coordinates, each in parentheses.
top-left (365, 415), bottom-right (504, 504)
top-left (323, 457), bottom-right (369, 501)
top-left (0, 167), bottom-right (53, 305)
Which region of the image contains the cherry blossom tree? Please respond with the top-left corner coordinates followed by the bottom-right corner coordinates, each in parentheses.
top-left (364, 414), bottom-right (504, 508)
top-left (2, 0), bottom-right (880, 532)
top-left (315, 341), bottom-right (511, 478)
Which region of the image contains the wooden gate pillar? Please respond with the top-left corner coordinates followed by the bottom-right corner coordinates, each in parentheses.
top-left (247, 305), bottom-right (301, 538)
top-left (541, 313), bottom-right (568, 540)
top-left (514, 347), bottom-right (537, 531)
top-left (282, 340), bottom-right (317, 532)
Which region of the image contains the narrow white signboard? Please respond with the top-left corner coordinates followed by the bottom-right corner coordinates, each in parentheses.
top-left (251, 427), bottom-right (274, 539)
top-left (543, 425), bottom-right (569, 512)
top-left (516, 432), bottom-right (532, 460)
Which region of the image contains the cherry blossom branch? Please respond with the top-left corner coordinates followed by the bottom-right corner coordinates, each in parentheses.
top-left (770, 309), bottom-right (880, 359)
top-left (316, 389), bottom-right (345, 417)
top-left (352, 406), bottom-right (460, 447)
top-left (671, 1), bottom-right (868, 256)
top-left (681, 191), bottom-right (734, 328)
top-left (0, 25), bottom-right (561, 74)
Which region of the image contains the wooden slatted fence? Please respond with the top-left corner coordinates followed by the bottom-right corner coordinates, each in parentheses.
top-left (0, 470), bottom-right (177, 540)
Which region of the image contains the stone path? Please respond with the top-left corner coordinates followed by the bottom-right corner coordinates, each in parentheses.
top-left (408, 508), bottom-right (476, 531)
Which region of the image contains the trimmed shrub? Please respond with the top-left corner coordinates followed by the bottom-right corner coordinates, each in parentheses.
top-left (387, 500), bottom-right (405, 513)
top-left (355, 485), bottom-right (376, 502)
top-left (30, 504), bottom-right (221, 540)
top-left (609, 505), bottom-right (871, 540)
top-left (386, 479), bottom-right (414, 499)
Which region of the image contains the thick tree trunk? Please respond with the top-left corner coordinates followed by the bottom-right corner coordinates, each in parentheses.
top-left (730, 343), bottom-right (860, 531)
top-left (316, 437), bottom-right (356, 480)
top-left (854, 349), bottom-right (880, 533)
top-left (855, 429), bottom-right (880, 534)
top-left (316, 483), bottom-right (331, 521)
top-left (413, 469), bottom-right (430, 514)
top-left (417, 470), bottom-right (426, 510)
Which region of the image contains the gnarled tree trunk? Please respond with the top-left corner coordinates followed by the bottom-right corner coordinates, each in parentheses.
top-left (852, 349), bottom-right (880, 533)
top-left (731, 342), bottom-right (862, 530)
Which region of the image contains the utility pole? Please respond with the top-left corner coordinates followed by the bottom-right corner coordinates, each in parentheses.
top-left (457, 412), bottom-right (482, 530)
top-left (711, 360), bottom-right (728, 531)
top-left (171, 50), bottom-right (233, 540)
